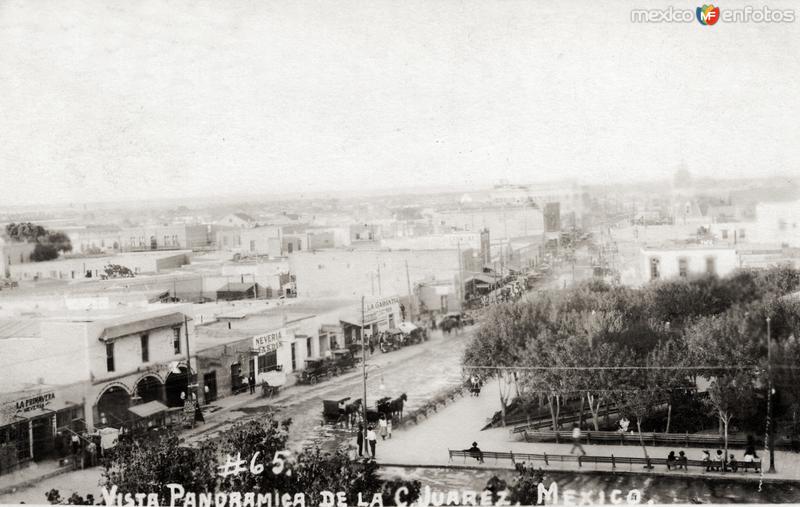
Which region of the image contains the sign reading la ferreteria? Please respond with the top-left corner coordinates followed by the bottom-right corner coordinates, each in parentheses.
top-left (252, 328), bottom-right (285, 355)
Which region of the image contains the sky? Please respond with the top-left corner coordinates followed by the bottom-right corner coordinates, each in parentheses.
top-left (1, 0), bottom-right (798, 206)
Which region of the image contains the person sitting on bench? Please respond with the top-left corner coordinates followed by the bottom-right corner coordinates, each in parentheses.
top-left (677, 451), bottom-right (688, 470)
top-left (465, 442), bottom-right (484, 463)
top-left (713, 450), bottom-right (724, 471)
top-left (666, 451), bottom-right (677, 470)
top-left (728, 454), bottom-right (738, 472)
top-left (702, 450), bottom-right (712, 471)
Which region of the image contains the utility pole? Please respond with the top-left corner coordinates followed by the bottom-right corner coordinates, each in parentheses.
top-left (405, 260), bottom-right (414, 321)
top-left (184, 315), bottom-right (195, 398)
top-left (377, 262), bottom-right (382, 296)
top-left (361, 296), bottom-right (368, 443)
top-left (456, 240), bottom-right (464, 306)
top-left (370, 272), bottom-right (375, 296)
top-left (767, 316), bottom-right (776, 473)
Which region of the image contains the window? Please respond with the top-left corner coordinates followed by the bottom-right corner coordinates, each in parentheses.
top-left (173, 235), bottom-right (179, 246)
top-left (258, 351), bottom-right (278, 373)
top-left (173, 327), bottom-right (182, 355)
top-left (164, 235), bottom-right (170, 246)
top-left (678, 258), bottom-right (688, 278)
top-left (388, 313), bottom-right (395, 329)
top-left (739, 229), bottom-right (746, 239)
top-left (721, 229), bottom-right (728, 239)
top-left (297, 241), bottom-right (301, 251)
top-left (287, 242), bottom-right (294, 254)
top-left (706, 256), bottom-right (716, 275)
top-left (649, 257), bottom-right (660, 280)
top-left (140, 334), bottom-right (149, 362)
top-left (306, 337), bottom-right (312, 357)
top-left (130, 236), bottom-right (136, 247)
top-left (250, 240), bottom-right (256, 252)
top-left (106, 343), bottom-right (115, 372)
top-left (290, 343), bottom-right (297, 371)
top-left (356, 233), bottom-right (361, 240)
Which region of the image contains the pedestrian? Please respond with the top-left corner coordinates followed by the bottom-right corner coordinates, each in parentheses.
top-left (728, 454), bottom-right (738, 472)
top-left (378, 415), bottom-right (388, 440)
top-left (678, 451), bottom-right (688, 470)
top-left (369, 337), bottom-right (375, 356)
top-left (356, 424), bottom-right (364, 457)
top-left (569, 424), bottom-right (586, 456)
top-left (194, 397), bottom-right (205, 424)
top-left (387, 418), bottom-right (392, 439)
top-left (249, 372), bottom-right (256, 394)
top-left (367, 425), bottom-right (377, 458)
top-left (86, 440), bottom-right (97, 468)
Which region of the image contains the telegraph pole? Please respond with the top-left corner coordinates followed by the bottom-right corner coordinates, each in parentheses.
top-left (361, 296), bottom-right (368, 443)
top-left (377, 263), bottom-right (382, 296)
top-left (405, 260), bottom-right (414, 321)
top-left (456, 240), bottom-right (464, 306)
top-left (767, 316), bottom-right (776, 473)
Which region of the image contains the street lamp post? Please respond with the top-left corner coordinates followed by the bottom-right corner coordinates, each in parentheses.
top-left (766, 316), bottom-right (776, 473)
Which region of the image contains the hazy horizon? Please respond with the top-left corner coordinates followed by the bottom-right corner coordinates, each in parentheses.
top-left (2, 0), bottom-right (799, 206)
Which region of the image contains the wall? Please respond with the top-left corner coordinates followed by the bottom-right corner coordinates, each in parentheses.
top-left (1, 321), bottom-right (90, 388)
top-left (290, 249), bottom-right (462, 299)
top-left (431, 206), bottom-right (544, 240)
top-left (240, 227), bottom-right (283, 257)
top-left (638, 247), bottom-right (739, 284)
top-left (1, 241), bottom-right (36, 277)
top-left (753, 201), bottom-right (800, 247)
top-left (8, 251), bottom-right (191, 281)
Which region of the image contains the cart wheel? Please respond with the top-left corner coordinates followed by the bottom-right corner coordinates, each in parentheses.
top-left (335, 367), bottom-right (342, 376)
top-left (310, 375), bottom-right (318, 385)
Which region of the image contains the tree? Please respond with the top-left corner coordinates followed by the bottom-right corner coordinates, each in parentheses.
top-left (4, 222), bottom-right (72, 261)
top-left (104, 264), bottom-right (135, 278)
top-left (99, 415), bottom-right (421, 506)
top-left (705, 372), bottom-right (756, 463)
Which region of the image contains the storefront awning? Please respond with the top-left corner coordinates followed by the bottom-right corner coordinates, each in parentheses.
top-left (128, 400), bottom-right (169, 418)
top-left (398, 322), bottom-right (418, 334)
top-left (14, 407), bottom-right (55, 419)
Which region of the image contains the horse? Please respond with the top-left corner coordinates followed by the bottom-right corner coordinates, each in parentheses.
top-left (342, 398), bottom-right (363, 428)
top-left (388, 393), bottom-right (408, 422)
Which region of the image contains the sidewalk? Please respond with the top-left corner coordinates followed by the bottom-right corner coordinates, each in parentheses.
top-left (375, 379), bottom-right (800, 483)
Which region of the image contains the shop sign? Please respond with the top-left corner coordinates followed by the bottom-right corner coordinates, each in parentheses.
top-left (15, 391), bottom-right (55, 415)
top-left (363, 296), bottom-right (399, 324)
top-left (252, 328), bottom-right (285, 355)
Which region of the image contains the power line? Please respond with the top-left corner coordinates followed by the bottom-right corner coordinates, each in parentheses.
top-left (463, 364), bottom-right (800, 371)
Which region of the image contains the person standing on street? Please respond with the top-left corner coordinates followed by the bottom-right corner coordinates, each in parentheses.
top-left (367, 425), bottom-right (378, 458)
top-left (569, 424), bottom-right (586, 456)
top-left (387, 418), bottom-right (392, 439)
top-left (356, 424), bottom-right (364, 457)
top-left (249, 371), bottom-right (256, 394)
top-left (378, 415), bottom-right (388, 440)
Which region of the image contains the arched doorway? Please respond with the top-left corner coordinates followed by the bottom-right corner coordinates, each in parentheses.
top-left (165, 367), bottom-right (189, 407)
top-left (134, 375), bottom-right (164, 404)
top-left (96, 385), bottom-right (132, 428)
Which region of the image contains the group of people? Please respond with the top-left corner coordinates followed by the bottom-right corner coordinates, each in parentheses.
top-left (469, 375), bottom-right (483, 396)
top-left (353, 414), bottom-right (393, 459)
top-left (55, 431), bottom-right (100, 470)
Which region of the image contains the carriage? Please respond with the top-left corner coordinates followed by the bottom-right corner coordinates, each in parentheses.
top-left (379, 329), bottom-right (404, 353)
top-left (321, 394), bottom-right (408, 425)
top-left (259, 368), bottom-right (287, 397)
top-left (397, 321), bottom-right (426, 344)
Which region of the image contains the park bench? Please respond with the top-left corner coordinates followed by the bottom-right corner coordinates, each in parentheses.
top-left (447, 449), bottom-right (763, 474)
top-left (516, 429), bottom-right (766, 449)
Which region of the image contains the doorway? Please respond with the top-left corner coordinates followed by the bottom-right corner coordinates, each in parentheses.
top-left (231, 363), bottom-right (243, 394)
top-left (31, 417), bottom-right (54, 461)
top-left (203, 372), bottom-right (218, 403)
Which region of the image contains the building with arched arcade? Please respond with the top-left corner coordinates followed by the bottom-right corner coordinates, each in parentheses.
top-left (0, 301), bottom-right (196, 472)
